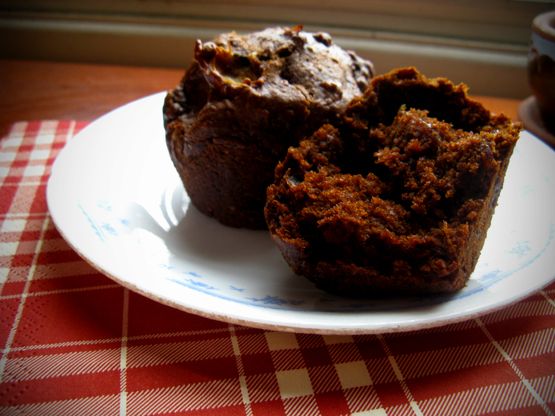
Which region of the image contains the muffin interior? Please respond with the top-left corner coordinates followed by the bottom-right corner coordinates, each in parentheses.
top-left (265, 68), bottom-right (520, 293)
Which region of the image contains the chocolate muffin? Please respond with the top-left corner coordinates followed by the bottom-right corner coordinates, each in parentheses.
top-left (163, 26), bottom-right (374, 228)
top-left (265, 67), bottom-right (521, 295)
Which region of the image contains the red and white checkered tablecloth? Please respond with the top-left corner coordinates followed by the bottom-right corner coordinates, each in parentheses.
top-left (0, 121), bottom-right (554, 416)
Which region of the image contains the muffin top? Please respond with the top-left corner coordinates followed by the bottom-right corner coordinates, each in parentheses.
top-left (192, 26), bottom-right (374, 111)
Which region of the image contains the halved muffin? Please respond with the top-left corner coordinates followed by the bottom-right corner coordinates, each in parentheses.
top-left (265, 67), bottom-right (520, 295)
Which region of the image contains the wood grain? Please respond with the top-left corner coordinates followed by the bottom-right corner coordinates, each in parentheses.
top-left (0, 60), bottom-right (182, 136)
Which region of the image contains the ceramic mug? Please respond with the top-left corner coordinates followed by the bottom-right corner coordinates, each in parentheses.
top-left (528, 10), bottom-right (555, 132)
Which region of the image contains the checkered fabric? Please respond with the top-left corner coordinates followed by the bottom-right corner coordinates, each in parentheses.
top-left (0, 121), bottom-right (554, 416)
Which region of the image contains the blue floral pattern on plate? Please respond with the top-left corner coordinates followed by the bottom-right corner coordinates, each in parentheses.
top-left (78, 193), bottom-right (555, 312)
top-left (46, 92), bottom-right (555, 332)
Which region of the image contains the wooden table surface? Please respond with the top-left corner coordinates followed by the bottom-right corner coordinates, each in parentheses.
top-left (0, 59), bottom-right (521, 138)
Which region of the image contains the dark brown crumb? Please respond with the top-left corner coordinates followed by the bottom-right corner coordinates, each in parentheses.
top-left (265, 67), bottom-right (521, 295)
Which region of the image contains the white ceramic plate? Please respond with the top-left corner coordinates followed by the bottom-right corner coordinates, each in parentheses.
top-left (47, 93), bottom-right (555, 334)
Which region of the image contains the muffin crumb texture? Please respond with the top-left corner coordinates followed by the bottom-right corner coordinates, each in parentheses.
top-left (265, 67), bottom-right (520, 295)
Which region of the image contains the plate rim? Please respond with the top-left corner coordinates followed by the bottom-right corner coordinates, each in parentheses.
top-left (46, 92), bottom-right (555, 334)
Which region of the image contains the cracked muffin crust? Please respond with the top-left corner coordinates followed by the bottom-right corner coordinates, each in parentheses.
top-left (163, 26), bottom-right (374, 228)
top-left (265, 67), bottom-right (521, 295)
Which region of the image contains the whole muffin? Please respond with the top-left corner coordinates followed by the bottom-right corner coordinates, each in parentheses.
top-left (265, 67), bottom-right (521, 295)
top-left (163, 26), bottom-right (374, 228)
